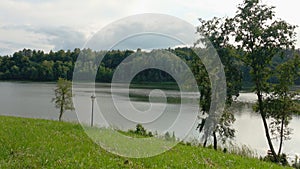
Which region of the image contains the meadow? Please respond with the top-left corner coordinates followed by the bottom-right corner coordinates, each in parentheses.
top-left (0, 116), bottom-right (290, 168)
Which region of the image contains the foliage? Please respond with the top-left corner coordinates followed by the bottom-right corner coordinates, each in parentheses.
top-left (0, 48), bottom-right (298, 86)
top-left (198, 0), bottom-right (297, 162)
top-left (216, 110), bottom-right (236, 144)
top-left (52, 78), bottom-right (74, 121)
top-left (263, 153), bottom-right (289, 166)
top-left (135, 124), bottom-right (147, 136)
top-left (127, 124), bottom-right (154, 138)
top-left (195, 14), bottom-right (241, 150)
top-left (234, 0), bottom-right (297, 162)
top-left (263, 54), bottom-right (300, 156)
top-left (0, 48), bottom-right (132, 82)
top-left (233, 0), bottom-right (297, 163)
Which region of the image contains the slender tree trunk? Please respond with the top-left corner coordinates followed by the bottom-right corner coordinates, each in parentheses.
top-left (257, 92), bottom-right (279, 162)
top-left (213, 131), bottom-right (217, 150)
top-left (59, 94), bottom-right (65, 122)
top-left (198, 119), bottom-right (208, 148)
top-left (59, 112), bottom-right (63, 121)
top-left (203, 139), bottom-right (207, 148)
top-left (59, 105), bottom-right (63, 121)
top-left (278, 116), bottom-right (285, 156)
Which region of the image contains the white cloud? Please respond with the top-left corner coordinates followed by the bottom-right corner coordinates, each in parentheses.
top-left (0, 26), bottom-right (54, 55)
top-left (85, 13), bottom-right (198, 51)
top-left (0, 0), bottom-right (300, 55)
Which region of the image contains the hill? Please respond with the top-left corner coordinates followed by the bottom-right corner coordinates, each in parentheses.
top-left (0, 116), bottom-right (290, 168)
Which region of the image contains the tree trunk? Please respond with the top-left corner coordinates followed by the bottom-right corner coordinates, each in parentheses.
top-left (278, 116), bottom-right (285, 156)
top-left (59, 103), bottom-right (64, 121)
top-left (203, 139), bottom-right (207, 148)
top-left (257, 92), bottom-right (279, 162)
top-left (59, 94), bottom-right (65, 122)
top-left (213, 131), bottom-right (217, 150)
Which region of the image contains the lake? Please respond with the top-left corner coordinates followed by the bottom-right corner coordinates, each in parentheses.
top-left (1, 82), bottom-right (299, 160)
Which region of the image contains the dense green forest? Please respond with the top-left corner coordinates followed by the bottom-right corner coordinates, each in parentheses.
top-left (0, 48), bottom-right (299, 86)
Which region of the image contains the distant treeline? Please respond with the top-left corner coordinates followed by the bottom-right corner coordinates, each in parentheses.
top-left (0, 48), bottom-right (299, 86)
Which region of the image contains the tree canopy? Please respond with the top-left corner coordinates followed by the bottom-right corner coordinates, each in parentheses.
top-left (0, 47), bottom-right (298, 86)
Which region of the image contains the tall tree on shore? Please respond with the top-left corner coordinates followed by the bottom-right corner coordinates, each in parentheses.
top-left (196, 0), bottom-right (297, 162)
top-left (52, 78), bottom-right (74, 121)
top-left (232, 0), bottom-right (296, 162)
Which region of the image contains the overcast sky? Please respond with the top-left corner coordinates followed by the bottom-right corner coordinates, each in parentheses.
top-left (0, 0), bottom-right (299, 55)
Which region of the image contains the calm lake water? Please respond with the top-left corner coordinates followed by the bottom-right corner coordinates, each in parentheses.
top-left (1, 82), bottom-right (300, 159)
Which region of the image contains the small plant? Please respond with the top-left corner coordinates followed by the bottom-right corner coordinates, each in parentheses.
top-left (128, 124), bottom-right (154, 137)
top-left (148, 131), bottom-right (153, 137)
top-left (164, 132), bottom-right (171, 141)
top-left (225, 143), bottom-right (257, 158)
top-left (164, 131), bottom-right (176, 141)
top-left (135, 124), bottom-right (147, 136)
top-left (292, 155), bottom-right (300, 169)
top-left (263, 153), bottom-right (289, 166)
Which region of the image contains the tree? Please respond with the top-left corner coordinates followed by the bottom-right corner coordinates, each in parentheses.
top-left (52, 78), bottom-right (74, 121)
top-left (196, 1), bottom-right (297, 161)
top-left (232, 0), bottom-right (296, 162)
top-left (263, 54), bottom-right (300, 157)
top-left (195, 17), bottom-right (241, 150)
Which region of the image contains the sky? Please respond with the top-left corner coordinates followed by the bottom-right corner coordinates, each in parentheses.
top-left (0, 0), bottom-right (300, 55)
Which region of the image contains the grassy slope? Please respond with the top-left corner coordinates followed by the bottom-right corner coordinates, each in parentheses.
top-left (0, 116), bottom-right (290, 169)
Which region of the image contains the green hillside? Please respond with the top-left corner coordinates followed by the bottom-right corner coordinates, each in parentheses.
top-left (0, 116), bottom-right (290, 168)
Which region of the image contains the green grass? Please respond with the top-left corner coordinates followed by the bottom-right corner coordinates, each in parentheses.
top-left (0, 116), bottom-right (290, 169)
